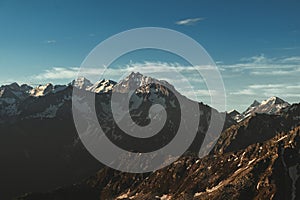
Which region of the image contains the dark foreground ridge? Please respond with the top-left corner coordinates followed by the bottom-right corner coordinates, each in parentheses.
top-left (17, 103), bottom-right (300, 200)
top-left (18, 125), bottom-right (300, 200)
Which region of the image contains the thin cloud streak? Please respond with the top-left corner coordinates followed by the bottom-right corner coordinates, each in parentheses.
top-left (44, 40), bottom-right (57, 44)
top-left (175, 17), bottom-right (204, 25)
top-left (34, 55), bottom-right (300, 81)
top-left (220, 54), bottom-right (300, 76)
top-left (32, 61), bottom-right (218, 81)
top-left (34, 67), bottom-right (105, 80)
top-left (230, 83), bottom-right (300, 98)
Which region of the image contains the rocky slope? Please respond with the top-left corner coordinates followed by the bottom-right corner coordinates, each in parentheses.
top-left (18, 124), bottom-right (300, 200)
top-left (17, 106), bottom-right (300, 200)
top-left (213, 103), bottom-right (300, 154)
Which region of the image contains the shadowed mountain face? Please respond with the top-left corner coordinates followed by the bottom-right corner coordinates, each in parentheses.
top-left (0, 72), bottom-right (299, 200)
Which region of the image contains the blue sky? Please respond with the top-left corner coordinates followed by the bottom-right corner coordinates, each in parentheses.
top-left (0, 0), bottom-right (299, 111)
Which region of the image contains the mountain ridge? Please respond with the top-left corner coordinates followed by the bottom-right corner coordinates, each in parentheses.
top-left (229, 96), bottom-right (290, 122)
top-left (0, 72), bottom-right (293, 115)
top-left (0, 72), bottom-right (299, 199)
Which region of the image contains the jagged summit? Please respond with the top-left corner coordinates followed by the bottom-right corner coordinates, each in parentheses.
top-left (228, 109), bottom-right (240, 114)
top-left (86, 79), bottom-right (116, 93)
top-left (0, 72), bottom-right (168, 100)
top-left (0, 82), bottom-right (32, 100)
top-left (20, 84), bottom-right (33, 92)
top-left (261, 96), bottom-right (288, 106)
top-left (252, 96), bottom-right (290, 114)
top-left (71, 77), bottom-right (92, 89)
top-left (7, 82), bottom-right (20, 90)
top-left (29, 83), bottom-right (53, 97)
top-left (115, 72), bottom-right (156, 90)
top-left (0, 73), bottom-right (293, 121)
top-left (113, 72), bottom-right (175, 95)
top-left (231, 96), bottom-right (291, 122)
top-left (250, 100), bottom-right (260, 107)
top-left (227, 109), bottom-right (240, 117)
top-left (128, 71), bottom-right (143, 77)
top-left (227, 110), bottom-right (241, 122)
top-left (0, 72), bottom-right (177, 99)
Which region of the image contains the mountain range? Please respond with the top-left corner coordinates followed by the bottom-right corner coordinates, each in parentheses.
top-left (0, 72), bottom-right (299, 200)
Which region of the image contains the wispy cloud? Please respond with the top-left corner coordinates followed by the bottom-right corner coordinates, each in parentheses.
top-left (36, 55), bottom-right (300, 82)
top-left (175, 17), bottom-right (204, 25)
top-left (280, 56), bottom-right (300, 63)
top-left (219, 55), bottom-right (300, 109)
top-left (230, 89), bottom-right (256, 95)
top-left (44, 40), bottom-right (57, 44)
top-left (230, 83), bottom-right (300, 98)
top-left (250, 69), bottom-right (300, 76)
top-left (248, 84), bottom-right (285, 89)
top-left (34, 67), bottom-right (78, 80)
top-left (277, 46), bottom-right (300, 51)
top-left (184, 89), bottom-right (217, 97)
top-left (34, 67), bottom-right (105, 80)
top-left (220, 54), bottom-right (300, 76)
top-left (32, 62), bottom-right (216, 85)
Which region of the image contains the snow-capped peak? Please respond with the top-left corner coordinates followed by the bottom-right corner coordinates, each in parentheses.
top-left (257, 96), bottom-right (290, 114)
top-left (30, 83), bottom-right (53, 97)
top-left (71, 77), bottom-right (92, 89)
top-left (234, 96), bottom-right (290, 122)
top-left (261, 96), bottom-right (287, 106)
top-left (122, 72), bottom-right (153, 87)
top-left (113, 72), bottom-right (175, 95)
top-left (86, 79), bottom-right (116, 93)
